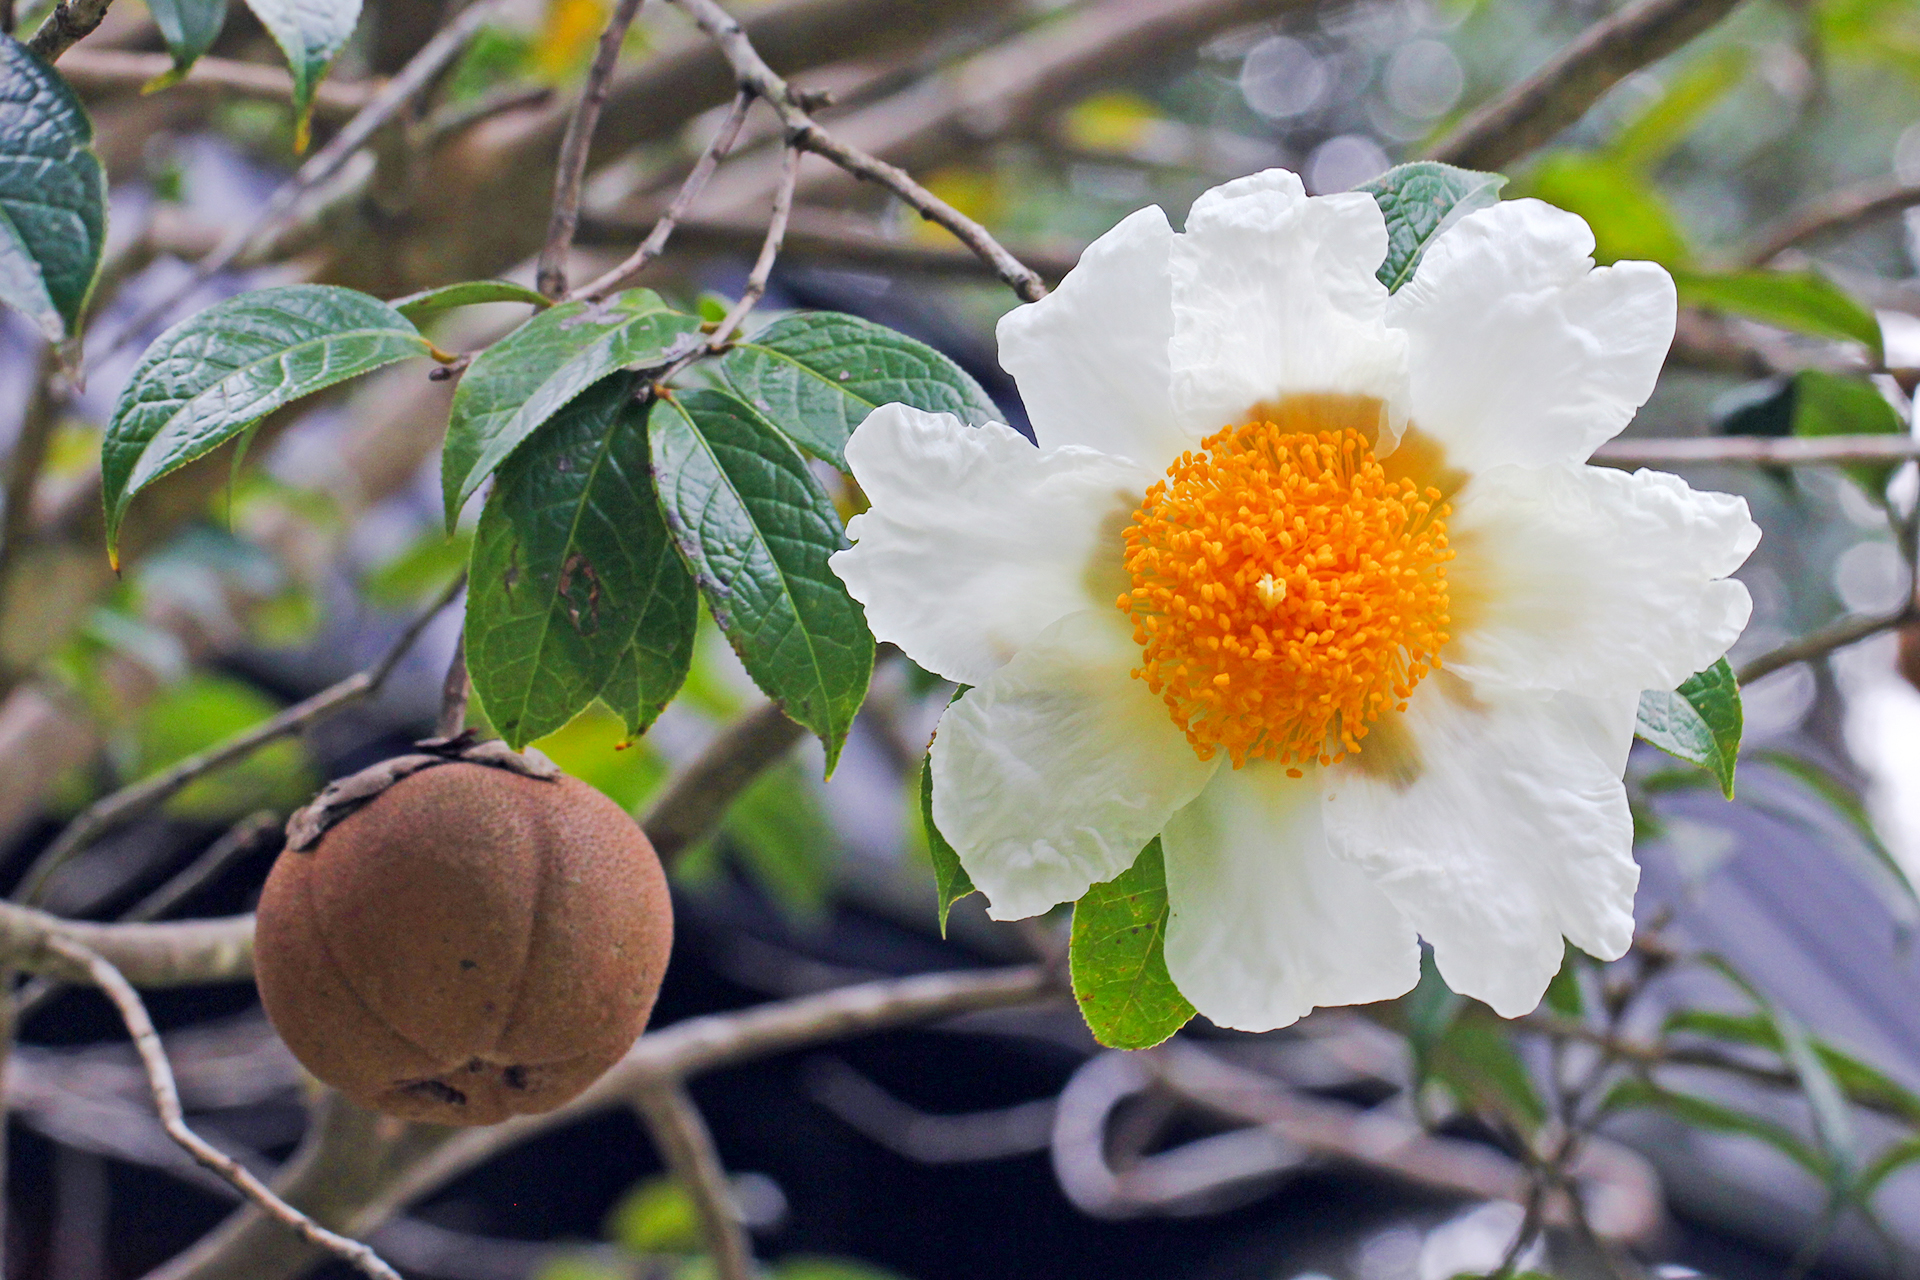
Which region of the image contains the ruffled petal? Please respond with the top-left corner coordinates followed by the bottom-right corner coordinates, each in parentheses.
top-left (1445, 462), bottom-right (1759, 697)
top-left (996, 206), bottom-right (1189, 468)
top-left (930, 609), bottom-right (1217, 920)
top-left (1168, 169), bottom-right (1408, 444)
top-left (834, 405), bottom-right (1153, 687)
top-left (1160, 759), bottom-right (1420, 1032)
top-left (1389, 200), bottom-right (1676, 473)
top-left (1321, 675), bottom-right (1640, 1018)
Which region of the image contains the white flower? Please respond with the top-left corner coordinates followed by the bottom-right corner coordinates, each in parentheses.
top-left (829, 171), bottom-right (1759, 1030)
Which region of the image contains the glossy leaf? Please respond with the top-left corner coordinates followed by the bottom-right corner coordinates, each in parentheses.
top-left (465, 374), bottom-right (695, 749)
top-left (148, 0), bottom-right (229, 79)
top-left (1069, 839), bottom-right (1195, 1050)
top-left (648, 389), bottom-right (874, 770)
top-left (103, 285), bottom-right (429, 561)
top-left (390, 279), bottom-right (551, 324)
top-left (1636, 658), bottom-right (1741, 798)
top-left (442, 288), bottom-right (699, 527)
top-left (921, 752), bottom-right (974, 937)
top-left (1356, 161), bottom-right (1507, 293)
top-left (0, 36), bottom-right (108, 341)
top-left (1674, 269), bottom-right (1883, 363)
top-left (719, 312), bottom-right (999, 468)
top-left (242, 0), bottom-right (362, 149)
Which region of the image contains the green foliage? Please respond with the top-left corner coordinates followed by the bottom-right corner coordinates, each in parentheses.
top-left (390, 279), bottom-right (552, 324)
top-left (1069, 839), bottom-right (1196, 1050)
top-left (242, 0), bottom-right (361, 149)
top-left (1355, 161), bottom-right (1507, 293)
top-left (1524, 153), bottom-right (1688, 265)
top-left (1606, 45), bottom-right (1751, 171)
top-left (722, 758), bottom-right (838, 920)
top-left (1790, 370), bottom-right (1905, 495)
top-left (608, 1176), bottom-right (705, 1254)
top-left (441, 288), bottom-right (699, 526)
top-left (363, 529), bottom-right (471, 607)
top-left (1664, 1009), bottom-right (1920, 1129)
top-left (648, 389), bottom-right (874, 772)
top-left (1543, 945), bottom-right (1585, 1018)
top-left (1400, 953), bottom-right (1545, 1130)
top-left (0, 36), bottom-right (108, 342)
top-left (136, 673), bottom-right (316, 818)
top-left (720, 312), bottom-right (1000, 468)
top-left (1635, 658), bottom-right (1742, 798)
top-left (103, 285), bottom-right (431, 562)
top-left (527, 701), bottom-right (667, 813)
top-left (1603, 1077), bottom-right (1827, 1177)
top-left (147, 0), bottom-right (229, 81)
top-left (465, 374), bottom-right (697, 748)
top-left (1674, 270), bottom-right (1884, 364)
top-left (920, 753), bottom-right (974, 936)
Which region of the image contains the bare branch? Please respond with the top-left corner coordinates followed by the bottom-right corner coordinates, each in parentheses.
top-left (1736, 605), bottom-right (1914, 687)
top-left (436, 630), bottom-right (470, 739)
top-left (569, 91), bottom-right (754, 304)
top-left (25, 0), bottom-right (113, 60)
top-left (0, 345), bottom-right (64, 608)
top-left (632, 1083), bottom-right (756, 1280)
top-left (708, 144), bottom-right (800, 349)
top-left (44, 938), bottom-right (403, 1280)
top-left (1744, 175), bottom-right (1920, 266)
top-left (12, 572), bottom-right (463, 905)
top-left (642, 701), bottom-right (807, 864)
top-left (1592, 433), bottom-right (1920, 468)
top-left (1427, 0), bottom-right (1749, 172)
top-left (671, 0), bottom-right (1047, 302)
top-left (0, 902), bottom-right (253, 985)
top-left (537, 0), bottom-right (649, 298)
top-left (55, 49), bottom-right (378, 120)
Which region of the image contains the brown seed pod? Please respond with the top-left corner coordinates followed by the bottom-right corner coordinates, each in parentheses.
top-left (254, 748), bottom-right (673, 1126)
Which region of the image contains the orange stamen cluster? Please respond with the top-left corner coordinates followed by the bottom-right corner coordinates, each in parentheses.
top-left (1117, 421), bottom-right (1453, 773)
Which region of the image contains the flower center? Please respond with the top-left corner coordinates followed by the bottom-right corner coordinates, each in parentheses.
top-left (1116, 414), bottom-right (1453, 773)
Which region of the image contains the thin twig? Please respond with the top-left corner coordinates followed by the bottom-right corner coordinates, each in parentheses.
top-left (631, 1083), bottom-right (756, 1280)
top-left (1593, 434), bottom-right (1920, 468)
top-left (1744, 175), bottom-right (1920, 266)
top-left (537, 0), bottom-right (648, 297)
top-left (94, 0), bottom-right (504, 367)
top-left (12, 572), bottom-right (464, 905)
top-left (669, 0), bottom-right (1047, 303)
top-left (56, 49), bottom-right (379, 119)
top-left (437, 629), bottom-right (470, 739)
top-left (1427, 0), bottom-right (1749, 172)
top-left (707, 143), bottom-right (799, 349)
top-left (1736, 604), bottom-right (1915, 687)
top-left (0, 344), bottom-right (64, 604)
top-left (569, 91), bottom-right (754, 304)
top-left (25, 0), bottom-right (114, 60)
top-left (44, 937), bottom-right (403, 1280)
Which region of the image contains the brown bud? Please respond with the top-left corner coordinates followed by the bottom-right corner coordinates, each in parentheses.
top-left (254, 758), bottom-right (672, 1125)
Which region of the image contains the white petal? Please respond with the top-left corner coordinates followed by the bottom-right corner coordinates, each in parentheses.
top-left (1321, 675), bottom-right (1640, 1018)
top-left (833, 405), bottom-right (1153, 687)
top-left (1168, 170), bottom-right (1408, 443)
top-left (996, 205), bottom-right (1189, 468)
top-left (1390, 200), bottom-right (1676, 472)
top-left (1161, 759), bottom-right (1420, 1032)
top-left (1445, 462), bottom-right (1759, 697)
top-left (931, 609), bottom-right (1216, 921)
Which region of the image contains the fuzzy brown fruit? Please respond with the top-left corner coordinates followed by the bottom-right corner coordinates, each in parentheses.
top-left (254, 760), bottom-right (672, 1126)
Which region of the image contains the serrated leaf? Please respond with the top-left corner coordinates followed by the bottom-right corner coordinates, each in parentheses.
top-left (103, 284), bottom-right (429, 561)
top-left (148, 0), bottom-right (229, 78)
top-left (920, 751), bottom-right (973, 937)
top-left (1674, 269), bottom-right (1883, 363)
top-left (1069, 839), bottom-right (1195, 1050)
top-left (390, 279), bottom-right (552, 324)
top-left (0, 36), bottom-right (108, 341)
top-left (719, 312), bottom-right (999, 468)
top-left (465, 374), bottom-right (695, 749)
top-left (442, 288), bottom-right (699, 527)
top-left (242, 0), bottom-right (362, 149)
top-left (1636, 658), bottom-right (1741, 798)
top-left (648, 388), bottom-right (874, 771)
top-left (1356, 161), bottom-right (1506, 293)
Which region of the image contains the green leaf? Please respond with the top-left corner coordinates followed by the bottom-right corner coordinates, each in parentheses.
top-left (103, 284), bottom-right (429, 562)
top-left (1356, 161), bottom-right (1507, 293)
top-left (1601, 1078), bottom-right (1829, 1179)
top-left (1635, 658), bottom-right (1742, 798)
top-left (1859, 1136), bottom-right (1920, 1200)
top-left (648, 389), bottom-right (874, 771)
top-left (607, 1176), bottom-right (703, 1254)
top-left (241, 0), bottom-right (361, 150)
top-left (920, 751), bottom-right (974, 936)
top-left (1674, 269), bottom-right (1883, 363)
top-left (389, 279), bottom-right (552, 324)
top-left (718, 312), bottom-right (999, 469)
top-left (1544, 944), bottom-right (1585, 1018)
top-left (1791, 370), bottom-right (1905, 495)
top-left (442, 289), bottom-right (699, 527)
top-left (1606, 45), bottom-right (1751, 171)
top-left (1431, 1008), bottom-right (1548, 1129)
top-left (1069, 839), bottom-right (1196, 1050)
top-left (1524, 153), bottom-right (1688, 265)
top-left (722, 757), bottom-right (838, 920)
top-left (1667, 1010), bottom-right (1920, 1130)
top-left (464, 374), bottom-right (696, 749)
top-left (148, 0), bottom-right (229, 79)
top-left (0, 36), bottom-right (108, 341)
